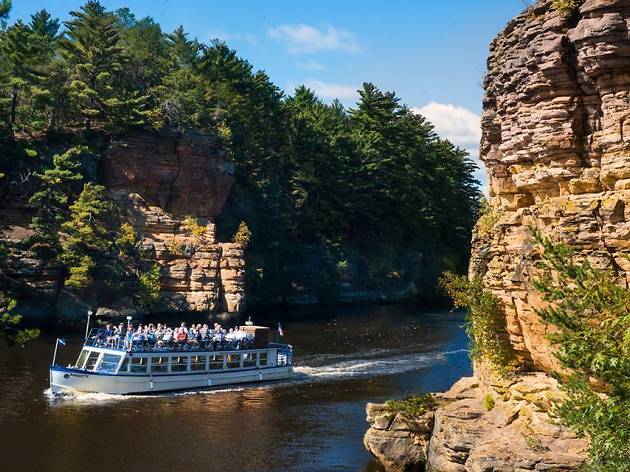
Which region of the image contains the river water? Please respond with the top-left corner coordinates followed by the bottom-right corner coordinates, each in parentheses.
top-left (0, 304), bottom-right (471, 472)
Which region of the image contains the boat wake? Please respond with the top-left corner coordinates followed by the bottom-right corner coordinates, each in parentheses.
top-left (293, 349), bottom-right (466, 381)
top-left (44, 348), bottom-right (467, 403)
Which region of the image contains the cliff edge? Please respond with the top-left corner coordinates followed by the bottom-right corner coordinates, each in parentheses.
top-left (366, 0), bottom-right (630, 469)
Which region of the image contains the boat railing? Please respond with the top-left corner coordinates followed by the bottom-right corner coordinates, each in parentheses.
top-left (84, 328), bottom-right (258, 353)
top-left (270, 343), bottom-right (293, 366)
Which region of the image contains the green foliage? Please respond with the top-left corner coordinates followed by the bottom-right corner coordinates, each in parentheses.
top-left (0, 292), bottom-right (40, 347)
top-left (476, 198), bottom-right (499, 236)
top-left (552, 0), bottom-right (581, 14)
top-left (0, 2), bottom-right (481, 311)
top-left (28, 146), bottom-right (86, 246)
top-left (385, 394), bottom-right (436, 418)
top-left (61, 1), bottom-right (149, 131)
top-left (59, 182), bottom-right (112, 290)
top-left (233, 221), bottom-right (252, 247)
top-left (483, 393), bottom-right (496, 411)
top-left (531, 230), bottom-right (630, 471)
top-left (441, 272), bottom-right (515, 373)
top-left (138, 264), bottom-right (161, 308)
top-left (181, 216), bottom-right (207, 239)
top-left (115, 222), bottom-right (137, 249)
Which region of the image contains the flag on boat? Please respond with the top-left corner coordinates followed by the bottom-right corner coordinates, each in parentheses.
top-left (278, 322), bottom-right (284, 336)
top-left (57, 338), bottom-right (66, 346)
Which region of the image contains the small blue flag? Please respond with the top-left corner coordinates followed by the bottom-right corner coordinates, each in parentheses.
top-left (58, 338), bottom-right (66, 346)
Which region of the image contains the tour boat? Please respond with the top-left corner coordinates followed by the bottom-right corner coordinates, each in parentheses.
top-left (49, 324), bottom-right (293, 395)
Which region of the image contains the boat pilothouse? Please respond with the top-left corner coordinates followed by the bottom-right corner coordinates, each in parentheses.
top-left (49, 324), bottom-right (293, 395)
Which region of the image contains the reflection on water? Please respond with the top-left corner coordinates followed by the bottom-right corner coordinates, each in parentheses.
top-left (0, 305), bottom-right (471, 472)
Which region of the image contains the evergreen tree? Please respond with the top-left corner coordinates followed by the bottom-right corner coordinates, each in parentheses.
top-left (0, 0), bottom-right (10, 28)
top-left (61, 1), bottom-right (147, 131)
top-left (532, 231), bottom-right (630, 471)
top-left (59, 182), bottom-right (113, 289)
top-left (0, 20), bottom-right (44, 134)
top-left (28, 146), bottom-right (85, 246)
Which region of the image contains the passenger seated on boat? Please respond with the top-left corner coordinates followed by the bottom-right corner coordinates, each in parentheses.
top-left (158, 327), bottom-right (173, 347)
top-left (176, 327), bottom-right (187, 349)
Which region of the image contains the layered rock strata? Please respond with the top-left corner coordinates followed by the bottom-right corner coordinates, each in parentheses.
top-left (478, 0), bottom-right (630, 370)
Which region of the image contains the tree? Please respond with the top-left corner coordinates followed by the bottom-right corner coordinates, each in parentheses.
top-left (61, 0), bottom-right (148, 131)
top-left (59, 182), bottom-right (113, 289)
top-left (28, 146), bottom-right (85, 246)
top-left (0, 292), bottom-right (40, 346)
top-left (0, 20), bottom-right (45, 134)
top-left (532, 230), bottom-right (630, 470)
top-left (0, 0), bottom-right (11, 28)
top-left (0, 241), bottom-right (39, 347)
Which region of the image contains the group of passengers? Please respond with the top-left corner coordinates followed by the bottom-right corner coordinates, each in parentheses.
top-left (95, 322), bottom-right (254, 351)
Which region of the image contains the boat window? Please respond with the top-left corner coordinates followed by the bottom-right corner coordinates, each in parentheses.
top-left (226, 354), bottom-right (241, 369)
top-left (85, 351), bottom-right (100, 371)
top-left (120, 357), bottom-right (130, 372)
top-left (76, 349), bottom-right (89, 368)
top-left (243, 353), bottom-right (256, 368)
top-left (191, 355), bottom-right (206, 371)
top-left (98, 353), bottom-right (122, 373)
top-left (151, 356), bottom-right (169, 373)
top-left (209, 355), bottom-right (224, 370)
top-left (258, 352), bottom-right (268, 367)
top-left (171, 356), bottom-right (189, 372)
top-left (130, 357), bottom-right (148, 373)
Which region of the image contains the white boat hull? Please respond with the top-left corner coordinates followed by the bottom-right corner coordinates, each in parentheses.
top-left (50, 365), bottom-right (293, 395)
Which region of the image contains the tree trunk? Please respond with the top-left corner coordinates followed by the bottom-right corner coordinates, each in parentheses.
top-left (10, 84), bottom-right (18, 134)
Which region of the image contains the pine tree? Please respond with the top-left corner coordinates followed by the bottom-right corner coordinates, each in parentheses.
top-left (61, 0), bottom-right (147, 131)
top-left (0, 20), bottom-right (45, 134)
top-left (59, 182), bottom-right (113, 289)
top-left (28, 146), bottom-right (85, 246)
top-left (0, 0), bottom-right (10, 27)
top-left (532, 231), bottom-right (630, 471)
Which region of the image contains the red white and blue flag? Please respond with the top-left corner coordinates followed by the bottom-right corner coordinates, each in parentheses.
top-left (277, 322), bottom-right (284, 336)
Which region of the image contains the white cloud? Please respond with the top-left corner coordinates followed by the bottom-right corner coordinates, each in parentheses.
top-left (294, 79), bottom-right (359, 101)
top-left (412, 102), bottom-right (481, 148)
top-left (208, 29), bottom-right (258, 46)
top-left (296, 61), bottom-right (327, 71)
top-left (268, 24), bottom-right (360, 54)
top-left (412, 102), bottom-right (487, 191)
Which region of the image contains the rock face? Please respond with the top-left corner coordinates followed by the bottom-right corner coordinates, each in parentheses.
top-left (478, 0), bottom-right (630, 371)
top-left (0, 130), bottom-right (246, 319)
top-left (364, 0), bottom-right (630, 468)
top-left (365, 375), bottom-right (587, 472)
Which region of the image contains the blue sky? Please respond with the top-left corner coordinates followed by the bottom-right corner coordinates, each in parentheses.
top-left (8, 0), bottom-right (527, 186)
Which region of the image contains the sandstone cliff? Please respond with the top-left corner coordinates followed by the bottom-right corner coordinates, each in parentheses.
top-left (0, 130), bottom-right (246, 319)
top-left (476, 0), bottom-right (630, 372)
top-left (366, 0), bottom-right (630, 469)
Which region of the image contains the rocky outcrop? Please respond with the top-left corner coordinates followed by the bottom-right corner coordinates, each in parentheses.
top-left (365, 375), bottom-right (587, 472)
top-left (0, 130), bottom-right (246, 319)
top-left (478, 0), bottom-right (630, 370)
top-left (364, 402), bottom-right (435, 472)
top-left (365, 0), bottom-right (630, 468)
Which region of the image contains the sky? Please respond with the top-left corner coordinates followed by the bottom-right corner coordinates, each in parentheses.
top-left (8, 0), bottom-right (528, 188)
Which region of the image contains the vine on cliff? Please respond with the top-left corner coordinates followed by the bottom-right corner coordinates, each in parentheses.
top-left (532, 229), bottom-right (630, 471)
